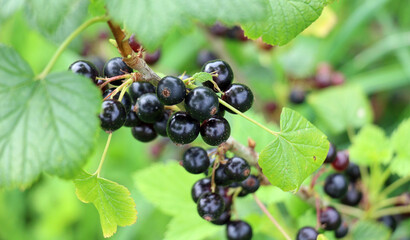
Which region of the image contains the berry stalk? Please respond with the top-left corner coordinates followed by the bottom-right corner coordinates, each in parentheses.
top-left (94, 133), bottom-right (113, 177)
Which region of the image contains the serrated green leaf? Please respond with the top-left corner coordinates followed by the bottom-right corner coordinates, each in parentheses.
top-left (74, 171), bottom-right (137, 238)
top-left (308, 86), bottom-right (373, 135)
top-left (259, 108), bottom-right (329, 192)
top-left (352, 220), bottom-right (391, 240)
top-left (88, 0), bottom-right (106, 16)
top-left (25, 0), bottom-right (89, 43)
top-left (105, 0), bottom-right (265, 51)
top-left (192, 72), bottom-right (212, 84)
top-left (0, 0), bottom-right (24, 24)
top-left (390, 118), bottom-right (410, 177)
top-left (0, 45), bottom-right (101, 188)
top-left (349, 125), bottom-right (392, 165)
top-left (243, 0), bottom-right (328, 46)
top-left (134, 162), bottom-right (199, 216)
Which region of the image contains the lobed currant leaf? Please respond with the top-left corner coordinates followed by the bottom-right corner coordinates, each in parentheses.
top-left (390, 118), bottom-right (410, 177)
top-left (352, 221), bottom-right (391, 240)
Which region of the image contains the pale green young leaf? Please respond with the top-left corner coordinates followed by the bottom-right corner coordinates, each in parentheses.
top-left (352, 221), bottom-right (391, 240)
top-left (390, 118), bottom-right (410, 177)
top-left (243, 0), bottom-right (328, 46)
top-left (259, 108), bottom-right (329, 192)
top-left (317, 234), bottom-right (329, 240)
top-left (349, 124), bottom-right (392, 165)
top-left (308, 86), bottom-right (373, 135)
top-left (192, 72), bottom-right (212, 84)
top-left (74, 171), bottom-right (137, 238)
top-left (0, 45), bottom-right (101, 188)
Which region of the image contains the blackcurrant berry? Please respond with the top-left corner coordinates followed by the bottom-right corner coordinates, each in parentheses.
top-left (167, 112), bottom-right (200, 144)
top-left (129, 34), bottom-right (141, 52)
top-left (332, 151), bottom-right (350, 171)
top-left (217, 186), bottom-right (233, 209)
top-left (296, 227), bottom-right (318, 240)
top-left (222, 84), bottom-right (253, 113)
top-left (131, 123), bottom-right (157, 142)
top-left (103, 88), bottom-right (132, 113)
top-left (144, 49), bottom-right (161, 65)
top-left (197, 50), bottom-right (218, 68)
top-left (209, 22), bottom-right (229, 37)
top-left (129, 82), bottom-right (156, 103)
top-left (225, 157), bottom-right (251, 182)
top-left (215, 163), bottom-right (233, 186)
top-left (345, 162), bottom-right (361, 182)
top-left (324, 142), bottom-right (337, 163)
top-left (69, 60), bottom-right (99, 83)
top-left (99, 99), bottom-right (126, 132)
top-left (324, 173), bottom-right (348, 198)
top-left (200, 116), bottom-right (231, 146)
top-left (226, 220), bottom-right (253, 240)
top-left (185, 87), bottom-right (219, 121)
top-left (289, 88), bottom-right (306, 104)
top-left (341, 184), bottom-right (362, 206)
top-left (124, 107), bottom-right (142, 127)
top-left (157, 76), bottom-right (186, 105)
top-left (378, 215), bottom-right (397, 231)
top-left (153, 111), bottom-right (170, 137)
top-left (191, 178), bottom-right (212, 203)
top-left (202, 60), bottom-right (233, 92)
top-left (240, 175), bottom-right (260, 194)
top-left (182, 147), bottom-right (210, 174)
top-left (103, 57), bottom-right (133, 86)
top-left (135, 93), bottom-right (164, 123)
top-left (211, 210), bottom-right (231, 225)
top-left (334, 222), bottom-right (349, 238)
top-left (320, 206), bottom-right (342, 230)
top-left (197, 192), bottom-right (225, 221)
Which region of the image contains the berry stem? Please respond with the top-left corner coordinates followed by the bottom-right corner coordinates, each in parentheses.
top-left (372, 205), bottom-right (410, 219)
top-left (310, 167), bottom-right (327, 191)
top-left (218, 98), bottom-right (279, 136)
top-left (103, 78), bottom-right (133, 101)
top-left (315, 195), bottom-right (321, 230)
top-left (252, 194), bottom-right (291, 240)
top-left (225, 137), bottom-right (258, 166)
top-left (36, 15), bottom-right (108, 80)
top-left (380, 175), bottom-right (410, 198)
top-left (210, 158), bottom-right (219, 193)
top-left (98, 73), bottom-right (133, 89)
top-left (94, 133), bottom-right (113, 177)
top-left (372, 195), bottom-right (408, 211)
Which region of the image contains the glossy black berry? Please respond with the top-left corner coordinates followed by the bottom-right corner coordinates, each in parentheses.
top-left (191, 178), bottom-right (212, 203)
top-left (334, 222), bottom-right (349, 238)
top-left (345, 162), bottom-right (361, 182)
top-left (166, 112), bottom-right (200, 144)
top-left (103, 88), bottom-right (132, 113)
top-left (341, 184), bottom-right (362, 206)
top-left (157, 76), bottom-right (186, 105)
top-left (202, 60), bottom-right (234, 92)
top-left (185, 87), bottom-right (219, 121)
top-left (226, 220), bottom-right (253, 240)
top-left (324, 173), bottom-right (348, 198)
top-left (296, 227), bottom-right (318, 240)
top-left (69, 60), bottom-right (99, 83)
top-left (129, 82), bottom-right (156, 103)
top-left (320, 206), bottom-right (342, 230)
top-left (332, 151), bottom-right (350, 171)
top-left (103, 57), bottom-right (133, 86)
top-left (124, 107), bottom-right (142, 127)
top-left (289, 88), bottom-right (306, 104)
top-left (225, 157), bottom-right (251, 182)
top-left (128, 34), bottom-right (141, 52)
top-left (324, 142), bottom-right (337, 163)
top-left (217, 186), bottom-right (233, 209)
top-left (378, 215), bottom-right (397, 231)
top-left (197, 192), bottom-right (225, 221)
top-left (131, 123), bottom-right (157, 142)
top-left (209, 22), bottom-right (229, 37)
top-left (222, 84), bottom-right (253, 114)
top-left (144, 49), bottom-right (161, 65)
top-left (135, 93), bottom-right (164, 123)
top-left (240, 175), bottom-right (260, 194)
top-left (215, 163), bottom-right (232, 186)
top-left (99, 99), bottom-right (126, 132)
top-left (211, 210), bottom-right (231, 225)
top-left (182, 147), bottom-right (210, 174)
top-left (153, 111), bottom-right (170, 136)
top-left (197, 50), bottom-right (218, 68)
top-left (200, 116), bottom-right (231, 146)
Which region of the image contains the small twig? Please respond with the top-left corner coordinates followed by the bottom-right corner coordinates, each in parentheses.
top-left (372, 205), bottom-right (410, 219)
top-left (98, 73), bottom-right (133, 89)
top-left (310, 167), bottom-right (327, 191)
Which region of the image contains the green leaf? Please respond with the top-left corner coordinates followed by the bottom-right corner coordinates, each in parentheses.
top-left (25, 0), bottom-right (89, 43)
top-left (192, 72), bottom-right (212, 84)
top-left (88, 0), bottom-right (106, 16)
top-left (74, 171), bottom-right (137, 238)
top-left (0, 0), bottom-right (24, 24)
top-left (105, 0), bottom-right (265, 50)
top-left (390, 118), bottom-right (410, 177)
top-left (0, 45), bottom-right (101, 188)
top-left (243, 0), bottom-right (328, 46)
top-left (352, 220), bottom-right (391, 240)
top-left (349, 125), bottom-right (392, 165)
top-left (308, 86), bottom-right (373, 135)
top-left (259, 108), bottom-right (329, 192)
top-left (317, 234), bottom-right (329, 240)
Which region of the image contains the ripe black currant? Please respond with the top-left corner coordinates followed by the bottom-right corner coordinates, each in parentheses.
top-left (185, 87), bottom-right (219, 121)
top-left (144, 49), bottom-right (161, 65)
top-left (200, 116), bottom-right (231, 146)
top-left (289, 88), bottom-right (306, 104)
top-left (296, 227), bottom-right (318, 240)
top-left (324, 142), bottom-right (337, 163)
top-left (225, 157), bottom-right (251, 182)
top-left (129, 82), bottom-right (156, 103)
top-left (240, 175), bottom-right (260, 195)
top-left (222, 84), bottom-right (253, 113)
top-left (320, 206), bottom-right (342, 230)
top-left (214, 163), bottom-right (232, 186)
top-left (202, 60), bottom-right (233, 92)
top-left (99, 99), bottom-right (126, 132)
top-left (128, 34), bottom-right (141, 52)
top-left (345, 162), bottom-right (361, 182)
top-left (332, 151), bottom-right (350, 171)
top-left (103, 57), bottom-right (133, 86)
top-left (324, 173), bottom-right (348, 198)
top-left (197, 192), bottom-right (225, 221)
top-left (131, 123), bottom-right (157, 142)
top-left (124, 107), bottom-right (142, 127)
top-left (334, 222), bottom-right (349, 238)
top-left (69, 60), bottom-right (99, 83)
top-left (211, 210), bottom-right (231, 225)
top-left (217, 186), bottom-right (233, 209)
top-left (197, 50), bottom-right (218, 68)
top-left (182, 147), bottom-right (210, 174)
top-left (157, 76), bottom-right (186, 105)
top-left (191, 178), bottom-right (212, 203)
top-left (341, 184), bottom-right (362, 206)
top-left (135, 93), bottom-right (164, 123)
top-left (153, 111), bottom-right (170, 137)
top-left (103, 88), bottom-right (132, 113)
top-left (226, 220), bottom-right (253, 240)
top-left (166, 112), bottom-right (200, 144)
top-left (378, 215), bottom-right (397, 231)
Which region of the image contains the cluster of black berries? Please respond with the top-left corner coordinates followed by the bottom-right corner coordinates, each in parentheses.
top-left (182, 147), bottom-right (259, 240)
